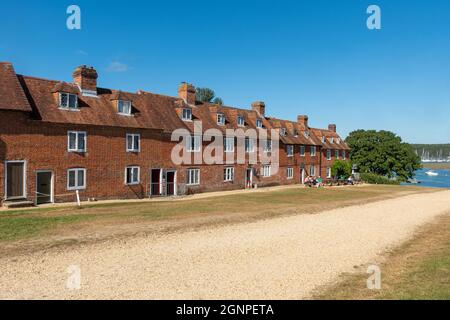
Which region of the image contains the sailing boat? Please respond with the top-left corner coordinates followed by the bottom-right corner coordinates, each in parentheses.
top-left (425, 170), bottom-right (439, 177)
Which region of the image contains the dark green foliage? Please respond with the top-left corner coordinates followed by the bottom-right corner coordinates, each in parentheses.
top-left (346, 130), bottom-right (422, 182)
top-left (331, 160), bottom-right (352, 179)
top-left (196, 88), bottom-right (223, 105)
top-left (360, 173), bottom-right (400, 185)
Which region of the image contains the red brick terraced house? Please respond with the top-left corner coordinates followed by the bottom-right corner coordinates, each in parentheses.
top-left (0, 63), bottom-right (350, 207)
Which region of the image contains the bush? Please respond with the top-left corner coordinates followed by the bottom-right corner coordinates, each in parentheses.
top-left (360, 173), bottom-right (400, 185)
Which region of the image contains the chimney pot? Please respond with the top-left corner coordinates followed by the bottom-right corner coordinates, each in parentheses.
top-left (251, 101), bottom-right (265, 116)
top-left (178, 82), bottom-right (196, 105)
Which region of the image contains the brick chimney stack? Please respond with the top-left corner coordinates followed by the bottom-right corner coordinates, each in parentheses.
top-left (251, 101), bottom-right (265, 116)
top-left (328, 124), bottom-right (337, 132)
top-left (178, 82), bottom-right (196, 105)
top-left (297, 115), bottom-right (309, 128)
top-left (73, 65), bottom-right (98, 96)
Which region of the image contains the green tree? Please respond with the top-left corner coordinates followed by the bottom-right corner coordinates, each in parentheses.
top-left (346, 130), bottom-right (422, 181)
top-left (331, 160), bottom-right (352, 179)
top-left (196, 88), bottom-right (223, 105)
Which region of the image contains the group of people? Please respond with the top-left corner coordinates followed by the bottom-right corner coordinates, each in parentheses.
top-left (304, 176), bottom-right (324, 188)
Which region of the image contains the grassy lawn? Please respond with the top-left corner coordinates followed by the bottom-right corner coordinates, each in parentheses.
top-left (315, 214), bottom-right (450, 300)
top-left (0, 185), bottom-right (433, 247)
top-left (423, 163), bottom-right (450, 171)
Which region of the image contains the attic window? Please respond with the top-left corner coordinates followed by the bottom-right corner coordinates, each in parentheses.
top-left (337, 138), bottom-right (341, 144)
top-left (59, 92), bottom-right (78, 110)
top-left (118, 100), bottom-right (132, 115)
top-left (322, 136), bottom-right (326, 143)
top-left (330, 138), bottom-right (335, 144)
top-left (294, 130), bottom-right (299, 137)
top-left (182, 108), bottom-right (192, 121)
top-left (237, 116), bottom-right (245, 127)
top-left (256, 119), bottom-right (263, 129)
top-left (304, 131), bottom-right (310, 138)
top-left (280, 128), bottom-right (287, 136)
top-left (217, 113), bottom-right (226, 126)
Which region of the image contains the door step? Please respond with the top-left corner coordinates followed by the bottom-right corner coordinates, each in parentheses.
top-left (3, 200), bottom-right (35, 209)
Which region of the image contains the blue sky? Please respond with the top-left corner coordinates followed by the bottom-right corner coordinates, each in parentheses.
top-left (1, 0), bottom-right (449, 143)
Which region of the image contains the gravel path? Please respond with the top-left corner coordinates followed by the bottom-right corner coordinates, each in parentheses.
top-left (1, 190), bottom-right (450, 300)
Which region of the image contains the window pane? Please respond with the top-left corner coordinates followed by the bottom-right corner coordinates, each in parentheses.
top-left (78, 170), bottom-right (84, 187)
top-left (78, 133), bottom-right (85, 151)
top-left (68, 171), bottom-right (76, 187)
top-left (134, 136), bottom-right (139, 151)
top-left (60, 93), bottom-right (68, 108)
top-left (69, 132), bottom-right (76, 150)
top-left (68, 94), bottom-right (77, 108)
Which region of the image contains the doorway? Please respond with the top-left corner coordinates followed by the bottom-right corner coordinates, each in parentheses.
top-left (36, 171), bottom-right (53, 205)
top-left (166, 170), bottom-right (176, 196)
top-left (5, 161), bottom-right (26, 200)
top-left (245, 168), bottom-right (253, 188)
top-left (150, 169), bottom-right (162, 196)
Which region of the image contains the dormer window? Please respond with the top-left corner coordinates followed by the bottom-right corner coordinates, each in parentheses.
top-left (304, 131), bottom-right (310, 138)
top-left (256, 119), bottom-right (263, 129)
top-left (118, 100), bottom-right (132, 115)
top-left (182, 108), bottom-right (192, 121)
top-left (322, 136), bottom-right (326, 143)
top-left (59, 92), bottom-right (78, 110)
top-left (237, 116), bottom-right (245, 127)
top-left (330, 137), bottom-right (334, 144)
top-left (294, 130), bottom-right (299, 137)
top-left (217, 113), bottom-right (226, 126)
top-left (280, 128), bottom-right (287, 136)
top-left (337, 138), bottom-right (341, 144)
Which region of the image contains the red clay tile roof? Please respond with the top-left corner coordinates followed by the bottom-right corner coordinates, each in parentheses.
top-left (268, 118), bottom-right (322, 146)
top-left (19, 76), bottom-right (189, 133)
top-left (310, 128), bottom-right (350, 150)
top-left (0, 62), bottom-right (32, 112)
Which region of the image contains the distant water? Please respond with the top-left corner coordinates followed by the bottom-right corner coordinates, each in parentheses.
top-left (402, 168), bottom-right (450, 189)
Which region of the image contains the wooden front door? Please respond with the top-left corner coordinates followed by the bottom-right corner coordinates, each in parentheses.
top-left (6, 162), bottom-right (25, 199)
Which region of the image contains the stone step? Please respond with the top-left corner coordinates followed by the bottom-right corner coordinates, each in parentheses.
top-left (3, 200), bottom-right (35, 209)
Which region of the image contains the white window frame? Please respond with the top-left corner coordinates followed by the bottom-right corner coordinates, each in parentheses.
top-left (287, 167), bottom-right (294, 179)
top-left (245, 137), bottom-right (254, 153)
top-left (310, 146), bottom-right (316, 157)
top-left (310, 165), bottom-right (316, 176)
top-left (187, 136), bottom-right (201, 152)
top-left (300, 146), bottom-right (306, 157)
top-left (118, 100), bottom-right (132, 115)
top-left (67, 131), bottom-right (87, 153)
top-left (224, 167), bottom-right (234, 182)
top-left (224, 137), bottom-right (234, 153)
top-left (256, 119), bottom-right (263, 129)
top-left (217, 113), bottom-right (226, 126)
top-left (343, 150), bottom-right (347, 160)
top-left (335, 150), bottom-right (340, 159)
top-left (126, 134), bottom-right (141, 152)
top-left (187, 168), bottom-right (200, 186)
top-left (304, 131), bottom-right (310, 138)
top-left (67, 168), bottom-right (86, 190)
top-left (182, 108), bottom-right (192, 121)
top-left (263, 140), bottom-right (272, 153)
top-left (280, 128), bottom-right (287, 136)
top-left (326, 167), bottom-right (332, 179)
top-left (327, 149), bottom-right (332, 160)
top-left (262, 165), bottom-right (271, 177)
top-left (125, 166), bottom-right (140, 185)
top-left (59, 92), bottom-right (78, 110)
top-left (237, 116), bottom-right (245, 127)
top-left (286, 145), bottom-right (294, 157)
